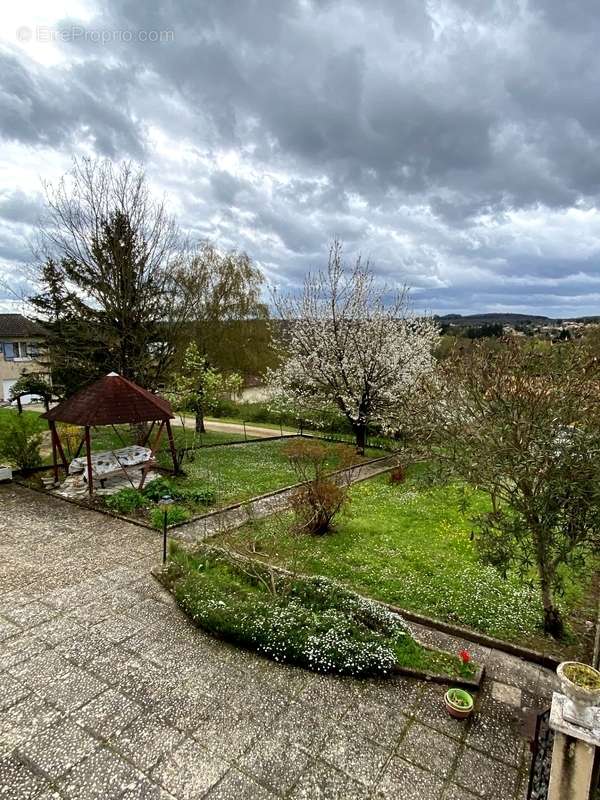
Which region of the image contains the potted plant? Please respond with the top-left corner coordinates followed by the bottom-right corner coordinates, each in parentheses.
top-left (444, 688), bottom-right (474, 719)
top-left (556, 661), bottom-right (600, 710)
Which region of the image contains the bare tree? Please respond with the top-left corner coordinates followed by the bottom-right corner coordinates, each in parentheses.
top-left (30, 157), bottom-right (187, 392)
top-left (269, 239), bottom-right (438, 452)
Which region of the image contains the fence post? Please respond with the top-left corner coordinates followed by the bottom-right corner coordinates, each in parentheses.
top-left (243, 421), bottom-right (247, 442)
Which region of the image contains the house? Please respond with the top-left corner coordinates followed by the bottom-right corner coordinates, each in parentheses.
top-left (0, 314), bottom-right (48, 403)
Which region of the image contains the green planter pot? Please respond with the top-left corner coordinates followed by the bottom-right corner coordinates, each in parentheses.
top-left (444, 688), bottom-right (474, 719)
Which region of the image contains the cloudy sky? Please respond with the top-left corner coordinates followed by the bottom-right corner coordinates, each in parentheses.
top-left (1, 0), bottom-right (600, 317)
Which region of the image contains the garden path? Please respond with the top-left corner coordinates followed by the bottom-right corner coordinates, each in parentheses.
top-left (0, 483), bottom-right (556, 800)
top-left (171, 453), bottom-right (400, 543)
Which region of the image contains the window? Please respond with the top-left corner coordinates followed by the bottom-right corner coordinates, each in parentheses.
top-left (3, 342), bottom-right (15, 359)
top-left (2, 342), bottom-right (32, 360)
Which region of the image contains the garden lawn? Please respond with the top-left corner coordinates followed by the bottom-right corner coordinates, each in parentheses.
top-left (214, 468), bottom-right (598, 657)
top-left (160, 437), bottom-right (378, 510)
top-left (0, 406), bottom-right (46, 431)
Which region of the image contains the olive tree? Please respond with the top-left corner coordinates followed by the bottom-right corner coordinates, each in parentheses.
top-left (420, 338), bottom-right (600, 638)
top-left (269, 240), bottom-right (438, 453)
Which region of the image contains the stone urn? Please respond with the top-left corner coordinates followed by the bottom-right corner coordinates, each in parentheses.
top-left (556, 661), bottom-right (600, 712)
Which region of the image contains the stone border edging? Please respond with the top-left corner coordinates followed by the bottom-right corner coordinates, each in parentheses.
top-left (197, 544), bottom-right (562, 673)
top-left (168, 451), bottom-right (398, 532)
top-left (383, 602), bottom-right (562, 670)
top-left (149, 561), bottom-right (484, 690)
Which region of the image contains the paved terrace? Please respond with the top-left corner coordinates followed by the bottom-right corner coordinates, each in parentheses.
top-left (0, 484), bottom-right (557, 800)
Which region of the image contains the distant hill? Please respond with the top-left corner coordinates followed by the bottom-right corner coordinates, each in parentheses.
top-left (435, 313), bottom-right (600, 326)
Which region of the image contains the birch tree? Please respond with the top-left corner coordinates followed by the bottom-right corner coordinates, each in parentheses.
top-left (269, 240), bottom-right (438, 452)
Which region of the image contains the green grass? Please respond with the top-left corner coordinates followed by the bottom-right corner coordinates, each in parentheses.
top-left (160, 543), bottom-right (473, 679)
top-left (0, 407), bottom-right (46, 431)
top-left (213, 468), bottom-right (598, 655)
top-left (161, 438), bottom-right (379, 511)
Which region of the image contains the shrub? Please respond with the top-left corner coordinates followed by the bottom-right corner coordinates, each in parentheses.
top-left (150, 504), bottom-right (189, 529)
top-left (389, 464), bottom-right (406, 484)
top-left (0, 412), bottom-right (43, 470)
top-left (182, 485), bottom-right (216, 505)
top-left (142, 477), bottom-right (215, 506)
top-left (105, 488), bottom-right (146, 515)
top-left (284, 439), bottom-right (352, 534)
top-left (142, 477), bottom-right (176, 501)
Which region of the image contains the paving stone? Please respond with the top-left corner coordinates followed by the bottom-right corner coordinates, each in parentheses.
top-left (17, 718), bottom-right (98, 781)
top-left (296, 676), bottom-right (360, 720)
top-left (320, 724), bottom-right (390, 788)
top-left (75, 689), bottom-right (143, 738)
top-left (204, 768), bottom-right (278, 800)
top-left (491, 681), bottom-right (522, 708)
top-left (112, 713), bottom-right (184, 772)
top-left (485, 653), bottom-right (543, 694)
top-left (149, 684), bottom-right (214, 731)
top-left (2, 602), bottom-right (58, 631)
top-left (338, 698), bottom-right (409, 748)
top-left (465, 695), bottom-right (527, 768)
top-left (90, 616), bottom-right (141, 644)
top-left (359, 676), bottom-right (422, 715)
top-left (0, 618), bottom-right (20, 643)
top-left (36, 666), bottom-right (107, 713)
top-left (413, 684), bottom-right (472, 740)
top-left (0, 670), bottom-right (30, 711)
top-left (239, 734), bottom-right (311, 795)
top-left (373, 756), bottom-right (445, 800)
top-left (191, 701), bottom-right (265, 761)
top-left (0, 634), bottom-right (48, 671)
top-left (8, 650), bottom-right (73, 689)
top-left (453, 746), bottom-right (520, 798)
top-left (150, 737), bottom-right (228, 799)
top-left (57, 746), bottom-right (140, 799)
top-left (119, 777), bottom-right (177, 800)
top-left (34, 617), bottom-right (88, 646)
top-left (55, 631), bottom-right (114, 667)
top-left (0, 696), bottom-right (62, 757)
top-left (396, 721), bottom-right (460, 778)
top-left (272, 701), bottom-right (334, 754)
top-left (441, 782), bottom-right (480, 799)
top-left (288, 758), bottom-right (370, 800)
top-left (0, 754), bottom-right (54, 799)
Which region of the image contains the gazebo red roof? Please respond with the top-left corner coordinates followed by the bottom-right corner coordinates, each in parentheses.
top-left (41, 373), bottom-right (174, 427)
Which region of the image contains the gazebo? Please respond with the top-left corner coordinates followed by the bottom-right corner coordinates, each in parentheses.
top-left (41, 372), bottom-right (179, 495)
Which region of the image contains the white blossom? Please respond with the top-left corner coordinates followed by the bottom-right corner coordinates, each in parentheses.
top-left (268, 240), bottom-right (438, 443)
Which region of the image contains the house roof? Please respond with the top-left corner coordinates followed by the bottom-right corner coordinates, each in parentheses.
top-left (0, 313), bottom-right (46, 338)
top-left (41, 373), bottom-right (174, 426)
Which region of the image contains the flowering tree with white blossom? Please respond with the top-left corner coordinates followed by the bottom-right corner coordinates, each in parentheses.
top-left (268, 240), bottom-right (439, 452)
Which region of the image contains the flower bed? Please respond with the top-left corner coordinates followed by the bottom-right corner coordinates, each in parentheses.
top-left (158, 544), bottom-right (475, 679)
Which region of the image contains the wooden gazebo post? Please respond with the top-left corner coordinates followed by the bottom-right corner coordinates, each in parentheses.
top-left (84, 426), bottom-right (93, 496)
top-left (50, 421), bottom-right (58, 484)
top-left (165, 419), bottom-right (179, 474)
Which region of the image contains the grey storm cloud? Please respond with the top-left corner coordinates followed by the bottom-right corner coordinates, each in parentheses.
top-left (1, 0), bottom-right (600, 315)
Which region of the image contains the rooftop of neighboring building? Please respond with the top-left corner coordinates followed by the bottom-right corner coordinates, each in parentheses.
top-left (0, 313), bottom-right (46, 338)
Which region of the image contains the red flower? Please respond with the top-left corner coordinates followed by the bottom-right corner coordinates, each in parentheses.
top-left (459, 649), bottom-right (471, 664)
